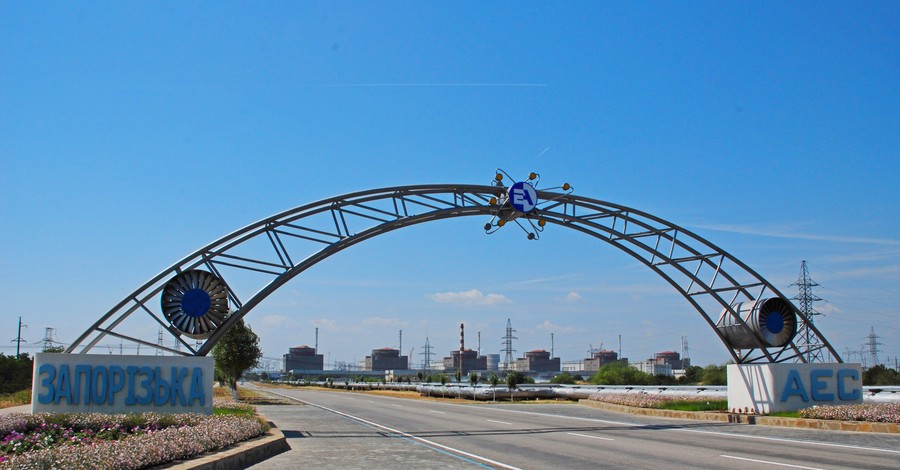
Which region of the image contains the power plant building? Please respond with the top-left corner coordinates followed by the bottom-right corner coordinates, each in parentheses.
top-left (514, 349), bottom-right (560, 372)
top-left (654, 351), bottom-right (689, 370)
top-left (442, 322), bottom-right (487, 374)
top-left (443, 349), bottom-right (488, 374)
top-left (283, 345), bottom-right (324, 372)
top-left (365, 347), bottom-right (409, 371)
top-left (583, 349), bottom-right (621, 372)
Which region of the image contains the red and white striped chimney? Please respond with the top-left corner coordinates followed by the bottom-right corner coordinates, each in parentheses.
top-left (460, 323), bottom-right (465, 352)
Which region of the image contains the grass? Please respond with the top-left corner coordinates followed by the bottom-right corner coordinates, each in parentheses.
top-left (767, 411), bottom-right (802, 418)
top-left (655, 399), bottom-right (728, 412)
top-left (0, 390), bottom-right (30, 409)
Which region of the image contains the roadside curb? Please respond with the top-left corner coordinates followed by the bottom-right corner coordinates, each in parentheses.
top-left (160, 415), bottom-right (290, 470)
top-left (578, 399), bottom-right (900, 434)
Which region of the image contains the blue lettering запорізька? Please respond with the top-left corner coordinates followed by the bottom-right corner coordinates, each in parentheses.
top-left (34, 363), bottom-right (205, 407)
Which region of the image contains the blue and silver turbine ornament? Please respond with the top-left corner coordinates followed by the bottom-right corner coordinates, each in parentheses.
top-left (484, 169), bottom-right (573, 240)
top-left (716, 297), bottom-right (798, 349)
top-left (161, 270), bottom-right (230, 339)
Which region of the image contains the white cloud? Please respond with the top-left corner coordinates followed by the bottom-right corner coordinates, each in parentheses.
top-left (689, 222), bottom-right (900, 246)
top-left (430, 289), bottom-right (511, 306)
top-left (535, 320), bottom-right (579, 334)
top-left (309, 318), bottom-right (338, 331)
top-left (564, 291), bottom-right (582, 303)
top-left (363, 316), bottom-right (409, 327)
top-left (260, 315), bottom-right (301, 329)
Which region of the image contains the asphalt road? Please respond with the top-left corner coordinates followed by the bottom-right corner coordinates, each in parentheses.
top-left (247, 386), bottom-right (900, 469)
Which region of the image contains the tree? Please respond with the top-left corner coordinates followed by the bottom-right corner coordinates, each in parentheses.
top-left (488, 372), bottom-right (499, 388)
top-left (488, 372), bottom-right (499, 401)
top-left (211, 318), bottom-right (262, 394)
top-left (469, 372), bottom-right (479, 388)
top-left (863, 365), bottom-right (900, 385)
top-left (506, 371), bottom-right (530, 389)
top-left (0, 353), bottom-right (33, 394)
top-left (589, 362), bottom-right (653, 385)
top-left (701, 364), bottom-right (727, 385)
top-left (549, 372), bottom-right (576, 385)
top-left (678, 365), bottom-right (704, 384)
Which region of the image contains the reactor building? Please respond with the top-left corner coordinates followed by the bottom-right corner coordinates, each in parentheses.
top-left (442, 323), bottom-right (487, 374)
top-left (283, 345), bottom-right (324, 372)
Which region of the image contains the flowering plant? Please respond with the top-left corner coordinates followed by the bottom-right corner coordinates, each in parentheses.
top-left (0, 410), bottom-right (266, 469)
top-left (798, 403), bottom-right (900, 423)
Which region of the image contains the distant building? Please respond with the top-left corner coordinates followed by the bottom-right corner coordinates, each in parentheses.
top-left (632, 360), bottom-right (673, 376)
top-left (443, 349), bottom-right (487, 374)
top-left (365, 347), bottom-right (409, 371)
top-left (283, 345), bottom-right (324, 372)
top-left (654, 351), bottom-right (689, 370)
top-left (485, 354), bottom-right (500, 371)
top-left (583, 349), bottom-right (621, 372)
top-left (514, 350), bottom-right (560, 372)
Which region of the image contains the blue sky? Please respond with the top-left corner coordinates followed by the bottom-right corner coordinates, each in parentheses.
top-left (2, 2), bottom-right (898, 369)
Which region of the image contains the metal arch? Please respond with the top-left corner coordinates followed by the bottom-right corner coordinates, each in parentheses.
top-left (66, 184), bottom-right (841, 364)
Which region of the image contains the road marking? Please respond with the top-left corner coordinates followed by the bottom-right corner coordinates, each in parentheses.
top-left (566, 432), bottom-right (614, 441)
top-left (477, 406), bottom-right (900, 455)
top-left (720, 455), bottom-right (824, 470)
top-left (366, 400), bottom-right (375, 403)
top-left (391, 404), bottom-right (403, 408)
top-left (429, 410), bottom-right (446, 414)
top-left (256, 386), bottom-right (900, 457)
top-left (486, 419), bottom-right (513, 425)
top-left (672, 427), bottom-right (900, 455)
top-left (263, 389), bottom-right (523, 470)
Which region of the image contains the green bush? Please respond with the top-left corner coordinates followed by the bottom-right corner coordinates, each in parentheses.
top-left (0, 354), bottom-right (33, 394)
top-left (549, 372), bottom-right (576, 384)
top-left (863, 365), bottom-right (900, 386)
top-left (589, 362), bottom-right (653, 385)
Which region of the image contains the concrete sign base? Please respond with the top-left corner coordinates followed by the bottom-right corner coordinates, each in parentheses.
top-left (727, 363), bottom-right (863, 414)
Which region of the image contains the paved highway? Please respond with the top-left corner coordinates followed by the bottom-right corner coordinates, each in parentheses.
top-left (248, 386), bottom-right (900, 469)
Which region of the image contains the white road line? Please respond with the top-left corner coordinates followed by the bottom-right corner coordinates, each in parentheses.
top-left (429, 410), bottom-right (446, 414)
top-left (391, 404), bottom-right (403, 408)
top-left (264, 389), bottom-right (523, 470)
top-left (486, 419), bottom-right (514, 425)
top-left (366, 400), bottom-right (374, 403)
top-left (672, 427), bottom-right (900, 455)
top-left (259, 387), bottom-right (900, 457)
top-left (720, 455), bottom-right (824, 470)
top-left (566, 432), bottom-right (614, 441)
top-left (478, 406), bottom-right (900, 455)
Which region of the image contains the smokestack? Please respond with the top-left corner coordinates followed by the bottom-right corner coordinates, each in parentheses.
top-left (460, 323), bottom-right (465, 352)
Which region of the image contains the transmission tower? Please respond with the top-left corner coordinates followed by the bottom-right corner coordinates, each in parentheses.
top-left (11, 317), bottom-right (27, 357)
top-left (791, 260), bottom-right (826, 362)
top-left (866, 326), bottom-right (882, 368)
top-left (156, 327), bottom-right (164, 356)
top-left (501, 318), bottom-right (517, 371)
top-left (420, 337), bottom-right (433, 373)
top-left (40, 327), bottom-right (61, 351)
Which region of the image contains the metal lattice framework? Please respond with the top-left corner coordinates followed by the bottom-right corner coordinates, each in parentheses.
top-left (67, 184), bottom-right (841, 363)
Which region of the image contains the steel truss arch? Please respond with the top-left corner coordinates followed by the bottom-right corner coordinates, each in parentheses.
top-left (67, 184), bottom-right (840, 363)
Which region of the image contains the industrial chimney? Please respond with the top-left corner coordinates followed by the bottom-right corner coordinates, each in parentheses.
top-left (460, 323), bottom-right (465, 352)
